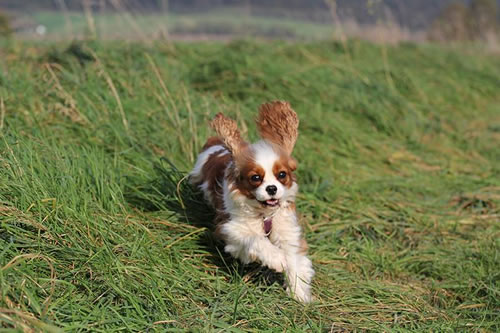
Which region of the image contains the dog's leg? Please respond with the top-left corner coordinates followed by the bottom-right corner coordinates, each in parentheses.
top-left (224, 236), bottom-right (288, 272)
top-left (284, 253), bottom-right (314, 303)
top-left (269, 212), bottom-right (314, 302)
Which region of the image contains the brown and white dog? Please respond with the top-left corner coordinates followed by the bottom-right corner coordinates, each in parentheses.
top-left (189, 101), bottom-right (314, 302)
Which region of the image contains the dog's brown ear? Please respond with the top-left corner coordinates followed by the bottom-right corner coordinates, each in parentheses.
top-left (257, 101), bottom-right (299, 155)
top-left (211, 113), bottom-right (246, 156)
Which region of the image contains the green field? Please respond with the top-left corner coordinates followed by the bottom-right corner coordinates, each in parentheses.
top-left (27, 10), bottom-right (333, 40)
top-left (0, 39), bottom-right (499, 331)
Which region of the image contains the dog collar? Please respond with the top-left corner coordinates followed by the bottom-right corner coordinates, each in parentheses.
top-left (263, 217), bottom-right (273, 236)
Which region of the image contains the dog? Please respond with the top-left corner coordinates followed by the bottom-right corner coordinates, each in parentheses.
top-left (189, 101), bottom-right (314, 303)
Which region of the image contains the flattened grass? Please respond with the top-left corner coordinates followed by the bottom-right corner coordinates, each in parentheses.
top-left (0, 39), bottom-right (499, 331)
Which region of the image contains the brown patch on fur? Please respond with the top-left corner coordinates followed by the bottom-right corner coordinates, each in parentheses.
top-left (236, 166), bottom-right (264, 200)
top-left (202, 136), bottom-right (225, 151)
top-left (272, 153), bottom-right (297, 188)
top-left (298, 238), bottom-right (309, 255)
top-left (257, 101), bottom-right (299, 155)
top-left (211, 113), bottom-right (247, 156)
top-left (287, 157), bottom-right (297, 172)
top-left (193, 142), bottom-right (232, 226)
top-left (214, 212), bottom-right (230, 240)
top-left (227, 146), bottom-right (262, 200)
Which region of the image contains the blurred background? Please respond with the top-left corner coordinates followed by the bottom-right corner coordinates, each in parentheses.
top-left (0, 0), bottom-right (499, 45)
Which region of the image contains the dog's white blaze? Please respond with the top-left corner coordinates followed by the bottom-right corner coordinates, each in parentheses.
top-left (199, 181), bottom-right (212, 204)
top-left (252, 141), bottom-right (285, 201)
top-left (222, 175), bottom-right (234, 213)
top-left (189, 145), bottom-right (226, 183)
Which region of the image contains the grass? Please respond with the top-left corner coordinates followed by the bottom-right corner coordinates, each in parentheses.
top-left (0, 38), bottom-right (499, 331)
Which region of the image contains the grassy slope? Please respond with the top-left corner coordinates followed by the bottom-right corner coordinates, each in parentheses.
top-left (0, 39), bottom-right (499, 331)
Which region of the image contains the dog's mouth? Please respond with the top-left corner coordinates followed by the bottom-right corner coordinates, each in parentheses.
top-left (259, 199), bottom-right (280, 207)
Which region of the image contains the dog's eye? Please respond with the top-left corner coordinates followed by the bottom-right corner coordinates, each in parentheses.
top-left (250, 175), bottom-right (262, 182)
top-left (278, 171), bottom-right (287, 179)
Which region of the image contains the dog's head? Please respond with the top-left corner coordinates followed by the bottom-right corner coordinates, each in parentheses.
top-left (211, 101), bottom-right (299, 210)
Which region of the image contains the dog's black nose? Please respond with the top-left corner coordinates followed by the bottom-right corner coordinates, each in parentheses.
top-left (266, 185), bottom-right (277, 196)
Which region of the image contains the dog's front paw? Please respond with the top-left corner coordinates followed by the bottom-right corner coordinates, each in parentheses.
top-left (287, 283), bottom-right (312, 303)
top-left (263, 250), bottom-right (288, 273)
top-left (285, 255), bottom-right (314, 303)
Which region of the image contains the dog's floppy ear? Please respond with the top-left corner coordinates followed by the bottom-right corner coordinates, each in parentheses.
top-left (257, 101), bottom-right (299, 155)
top-left (211, 113), bottom-right (246, 156)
